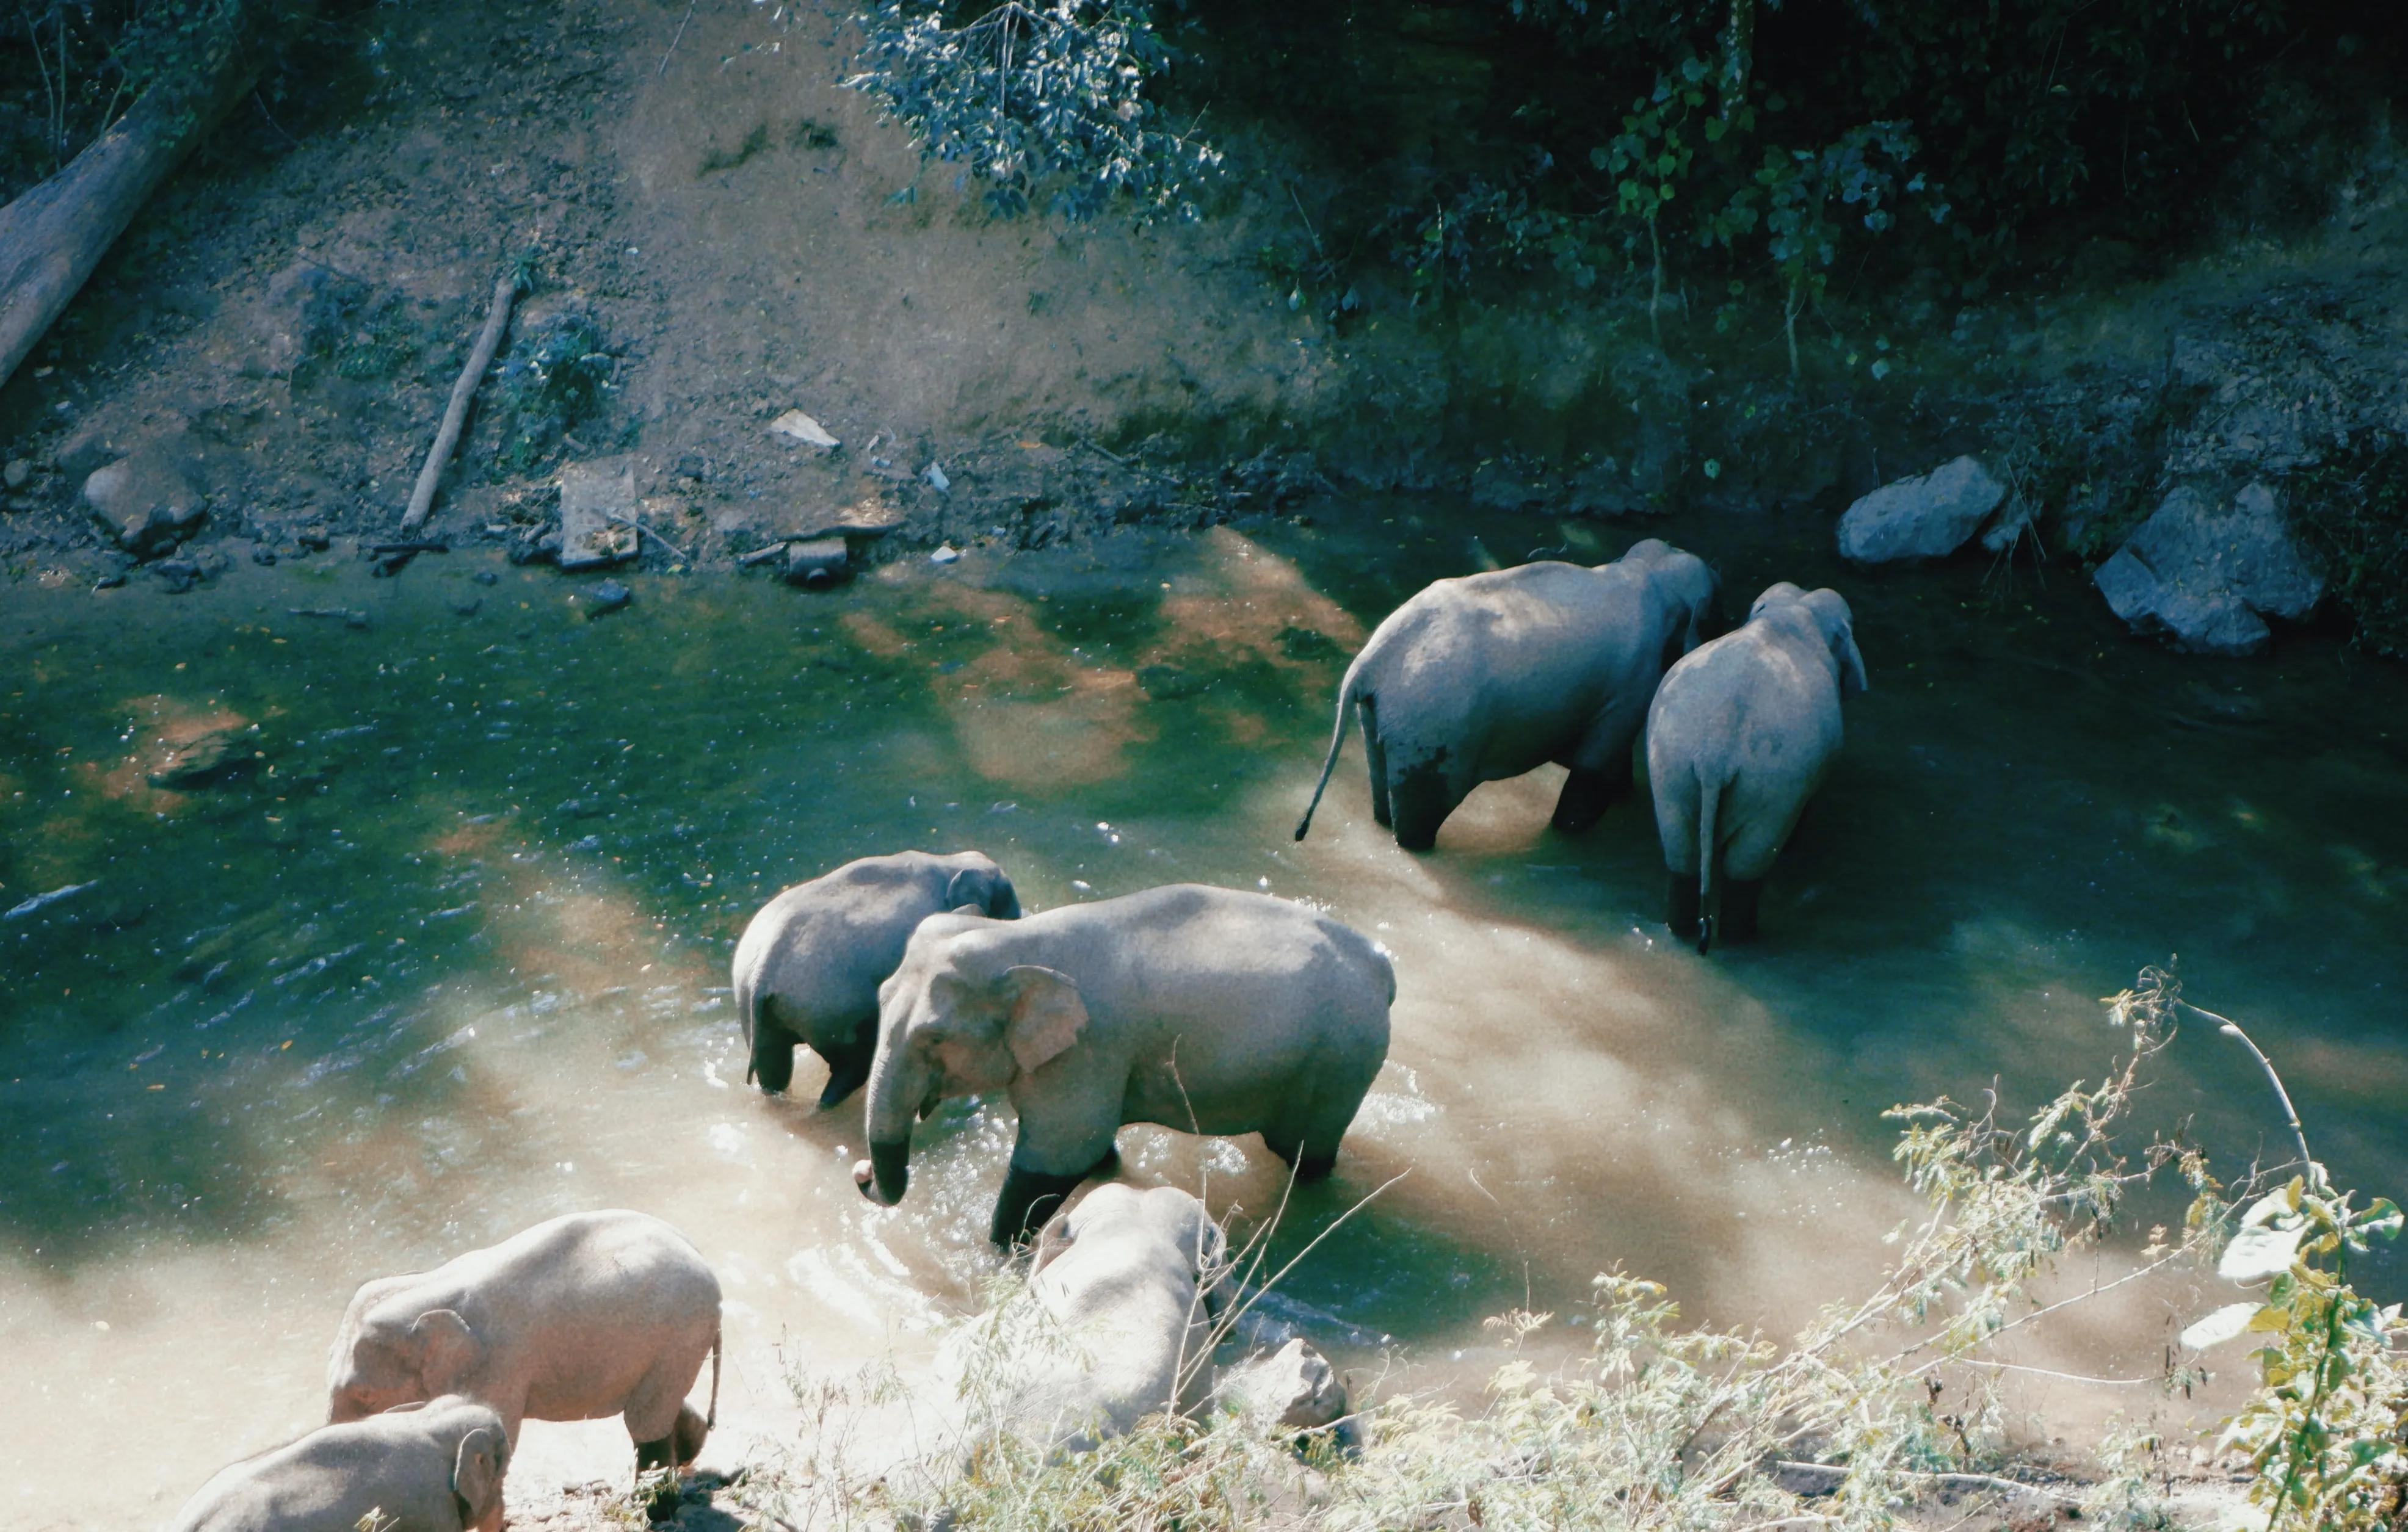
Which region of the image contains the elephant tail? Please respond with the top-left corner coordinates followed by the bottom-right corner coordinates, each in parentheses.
top-left (736, 968), bottom-right (761, 1086)
top-left (1694, 770), bottom-right (1722, 956)
top-left (706, 1325), bottom-right (721, 1429)
top-left (1293, 665), bottom-right (1362, 842)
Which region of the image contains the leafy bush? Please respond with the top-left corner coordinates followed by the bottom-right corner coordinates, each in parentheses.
top-left (2289, 430), bottom-right (2408, 657)
top-left (485, 312), bottom-right (614, 479)
top-left (844, 0), bottom-right (1222, 220)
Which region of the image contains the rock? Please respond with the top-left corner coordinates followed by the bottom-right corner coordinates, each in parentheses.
top-left (766, 410), bottom-right (840, 450)
top-left (296, 526), bottom-right (330, 552)
top-left (251, 544), bottom-right (278, 566)
top-left (1469, 457), bottom-right (1552, 511)
top-left (2092, 482), bottom-right (2324, 656)
top-left (782, 537), bottom-right (849, 588)
top-left (473, 569), bottom-right (499, 585)
top-left (153, 558), bottom-right (203, 593)
top-left (507, 526), bottom-right (561, 566)
top-left (94, 571), bottom-right (127, 590)
top-left (1837, 455), bottom-right (2007, 563)
top-left (83, 450), bottom-right (207, 555)
top-left (2, 458), bottom-right (28, 490)
top-left (929, 544), bottom-right (962, 565)
top-left (557, 461), bottom-right (638, 570)
top-left (148, 722), bottom-right (262, 789)
top-left (586, 578), bottom-right (632, 617)
top-left (450, 594), bottom-right (482, 616)
top-left (1136, 663), bottom-right (1211, 701)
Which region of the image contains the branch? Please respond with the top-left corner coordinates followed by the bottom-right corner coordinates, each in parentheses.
top-left (2181, 1000), bottom-right (2315, 1176)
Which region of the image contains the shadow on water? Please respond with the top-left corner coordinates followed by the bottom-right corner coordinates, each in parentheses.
top-left (5, 500), bottom-right (2408, 1519)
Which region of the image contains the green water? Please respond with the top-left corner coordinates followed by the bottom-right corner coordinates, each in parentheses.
top-left (4, 504), bottom-right (2405, 1519)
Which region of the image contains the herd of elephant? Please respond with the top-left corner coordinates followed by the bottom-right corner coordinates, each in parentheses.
top-left (164, 538), bottom-right (1863, 1528)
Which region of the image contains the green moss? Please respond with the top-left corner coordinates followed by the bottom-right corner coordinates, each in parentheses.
top-left (486, 312), bottom-right (614, 480)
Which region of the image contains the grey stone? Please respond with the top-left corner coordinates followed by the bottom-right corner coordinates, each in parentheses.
top-left (782, 536), bottom-right (849, 588)
top-left (586, 578), bottom-right (632, 617)
top-left (84, 450), bottom-right (207, 555)
top-left (2, 458), bottom-right (29, 490)
top-left (557, 460), bottom-right (638, 570)
top-left (2092, 482), bottom-right (2323, 656)
top-left (1837, 455), bottom-right (2007, 563)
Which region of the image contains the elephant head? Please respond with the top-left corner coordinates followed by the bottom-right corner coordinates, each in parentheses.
top-left (854, 934), bottom-right (1087, 1207)
top-left (1750, 582), bottom-right (1868, 698)
top-left (1620, 538), bottom-right (1724, 656)
top-left (327, 1305), bottom-right (481, 1423)
top-left (943, 856), bottom-right (1023, 920)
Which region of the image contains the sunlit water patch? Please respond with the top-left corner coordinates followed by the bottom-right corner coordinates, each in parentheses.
top-left (4, 504), bottom-right (2406, 1523)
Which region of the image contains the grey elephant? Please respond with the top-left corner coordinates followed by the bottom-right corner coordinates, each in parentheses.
top-left (1295, 538), bottom-right (1721, 850)
top-left (851, 883), bottom-right (1394, 1247)
top-left (327, 1210), bottom-right (721, 1474)
top-left (167, 1395), bottom-right (508, 1532)
top-left (731, 850), bottom-right (1021, 1106)
top-left (1645, 582), bottom-right (1867, 950)
top-left (953, 1183), bottom-right (1233, 1453)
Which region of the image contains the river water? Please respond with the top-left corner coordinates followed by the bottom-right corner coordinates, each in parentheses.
top-left (5, 502), bottom-right (2405, 1525)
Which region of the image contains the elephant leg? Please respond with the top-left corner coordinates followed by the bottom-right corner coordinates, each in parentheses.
top-left (1666, 873), bottom-right (1703, 947)
top-left (1721, 877), bottom-right (1765, 944)
top-left (749, 1018), bottom-right (800, 1096)
top-left (1550, 764), bottom-right (1627, 835)
top-left (990, 1163), bottom-right (1095, 1251)
top-left (634, 1434), bottom-right (676, 1473)
top-left (1359, 696), bottom-right (1392, 829)
top-left (814, 1033), bottom-right (874, 1111)
top-left (1387, 758), bottom-right (1456, 853)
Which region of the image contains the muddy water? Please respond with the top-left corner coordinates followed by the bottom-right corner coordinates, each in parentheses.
top-left (5, 504), bottom-right (2407, 1525)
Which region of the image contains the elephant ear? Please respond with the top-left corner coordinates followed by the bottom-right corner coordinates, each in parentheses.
top-left (1801, 589), bottom-right (1868, 697)
top-left (410, 1309), bottom-right (479, 1395)
top-left (1747, 581), bottom-right (1809, 623)
top-left (944, 867), bottom-right (984, 914)
top-left (451, 1424), bottom-right (507, 1530)
top-left (1000, 965), bottom-right (1087, 1076)
top-left (1028, 1205), bottom-right (1079, 1276)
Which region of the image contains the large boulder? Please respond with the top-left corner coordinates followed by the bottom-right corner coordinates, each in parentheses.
top-left (1837, 455), bottom-right (2007, 563)
top-left (83, 448), bottom-right (206, 555)
top-left (2092, 482), bottom-right (2323, 656)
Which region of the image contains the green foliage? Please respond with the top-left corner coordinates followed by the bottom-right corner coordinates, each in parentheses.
top-left (487, 313), bottom-right (614, 479)
top-left (2290, 431), bottom-right (2408, 657)
top-left (844, 1), bottom-right (1222, 220)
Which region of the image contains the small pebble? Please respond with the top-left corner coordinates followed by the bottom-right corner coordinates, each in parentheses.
top-left (587, 579), bottom-right (632, 617)
top-left (929, 544), bottom-right (961, 565)
top-left (473, 569), bottom-right (498, 585)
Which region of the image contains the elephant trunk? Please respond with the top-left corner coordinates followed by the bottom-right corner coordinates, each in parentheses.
top-left (854, 1042), bottom-right (919, 1204)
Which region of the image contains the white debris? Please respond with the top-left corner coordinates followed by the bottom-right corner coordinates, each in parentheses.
top-left (767, 410), bottom-right (841, 450)
top-left (924, 461), bottom-right (950, 493)
top-left (929, 544), bottom-right (962, 565)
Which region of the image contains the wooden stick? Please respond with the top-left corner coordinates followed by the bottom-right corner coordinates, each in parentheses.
top-left (401, 274), bottom-right (518, 533)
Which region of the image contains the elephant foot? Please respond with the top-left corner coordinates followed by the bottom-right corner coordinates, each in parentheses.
top-left (1549, 767), bottom-right (1623, 835)
top-left (816, 1055), bottom-right (871, 1110)
top-left (1296, 1154), bottom-right (1337, 1183)
top-left (1721, 878), bottom-right (1764, 944)
top-left (1666, 873), bottom-right (1703, 947)
top-left (990, 1163), bottom-right (1093, 1251)
top-left (633, 1435), bottom-right (676, 1473)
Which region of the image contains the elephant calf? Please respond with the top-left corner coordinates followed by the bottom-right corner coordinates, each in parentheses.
top-left (168, 1396), bottom-right (508, 1532)
top-left (1296, 538), bottom-right (1721, 850)
top-left (853, 883), bottom-right (1395, 1247)
top-left (327, 1210), bottom-right (721, 1475)
top-left (962, 1183), bottom-right (1233, 1454)
top-left (1645, 582), bottom-right (1867, 950)
top-left (732, 850), bottom-right (1021, 1105)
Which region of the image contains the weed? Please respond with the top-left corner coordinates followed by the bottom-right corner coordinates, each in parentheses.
top-left (486, 312), bottom-right (614, 480)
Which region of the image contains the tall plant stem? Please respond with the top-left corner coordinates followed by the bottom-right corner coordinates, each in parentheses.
top-left (2184, 1000), bottom-right (2315, 1174)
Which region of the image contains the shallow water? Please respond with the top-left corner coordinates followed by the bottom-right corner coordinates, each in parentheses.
top-left (5, 504), bottom-right (2406, 1523)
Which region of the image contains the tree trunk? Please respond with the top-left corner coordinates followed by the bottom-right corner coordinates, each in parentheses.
top-left (0, 2), bottom-right (318, 389)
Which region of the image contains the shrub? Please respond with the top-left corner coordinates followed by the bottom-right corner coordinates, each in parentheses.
top-left (2289, 430), bottom-right (2408, 657)
top-left (844, 0), bottom-right (1222, 220)
top-left (485, 311), bottom-right (613, 479)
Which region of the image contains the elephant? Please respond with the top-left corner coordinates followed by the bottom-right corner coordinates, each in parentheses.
top-left (1645, 582), bottom-right (1867, 951)
top-left (851, 883), bottom-right (1395, 1248)
top-left (327, 1210), bottom-right (721, 1475)
top-left (955, 1183), bottom-right (1234, 1453)
top-left (731, 850), bottom-right (1021, 1106)
top-left (1295, 538), bottom-right (1721, 850)
top-left (167, 1395), bottom-right (509, 1532)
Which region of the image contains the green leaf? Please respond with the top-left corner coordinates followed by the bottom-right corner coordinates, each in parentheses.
top-left (2221, 1220), bottom-right (2306, 1282)
top-left (1704, 117), bottom-right (1727, 142)
top-left (2181, 1303), bottom-right (2263, 1350)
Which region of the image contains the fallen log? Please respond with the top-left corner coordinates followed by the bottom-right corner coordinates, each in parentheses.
top-left (400, 273), bottom-right (518, 533)
top-left (0, 2), bottom-right (321, 388)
